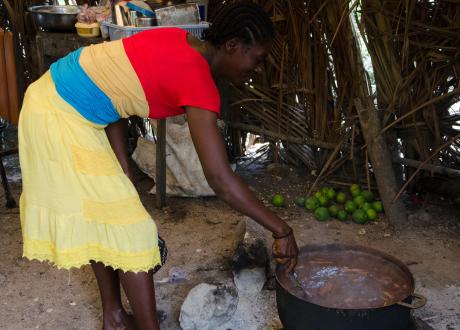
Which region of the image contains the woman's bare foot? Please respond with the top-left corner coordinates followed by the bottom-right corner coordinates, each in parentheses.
top-left (103, 308), bottom-right (137, 330)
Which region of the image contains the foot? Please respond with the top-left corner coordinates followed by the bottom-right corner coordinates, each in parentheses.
top-left (103, 308), bottom-right (137, 330)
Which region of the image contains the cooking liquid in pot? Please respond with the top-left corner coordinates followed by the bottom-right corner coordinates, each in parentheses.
top-left (287, 250), bottom-right (411, 309)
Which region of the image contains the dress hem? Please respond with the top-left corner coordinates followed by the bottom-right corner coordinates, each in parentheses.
top-left (23, 253), bottom-right (162, 273)
top-left (23, 238), bottom-right (162, 273)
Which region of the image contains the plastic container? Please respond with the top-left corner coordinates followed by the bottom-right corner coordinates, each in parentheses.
top-left (187, 0), bottom-right (208, 21)
top-left (136, 17), bottom-right (157, 27)
top-left (100, 20), bottom-right (209, 41)
top-left (155, 3), bottom-right (200, 26)
top-left (75, 22), bottom-right (100, 38)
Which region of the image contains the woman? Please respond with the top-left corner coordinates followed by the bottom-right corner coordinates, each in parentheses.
top-left (19, 2), bottom-right (298, 329)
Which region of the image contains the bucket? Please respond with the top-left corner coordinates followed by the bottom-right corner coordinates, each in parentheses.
top-left (75, 22), bottom-right (100, 38)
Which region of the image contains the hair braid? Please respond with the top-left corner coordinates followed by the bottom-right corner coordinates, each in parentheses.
top-left (203, 1), bottom-right (274, 46)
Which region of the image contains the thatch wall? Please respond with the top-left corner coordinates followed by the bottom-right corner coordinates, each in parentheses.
top-left (208, 1), bottom-right (459, 199)
top-left (1, 0), bottom-right (459, 217)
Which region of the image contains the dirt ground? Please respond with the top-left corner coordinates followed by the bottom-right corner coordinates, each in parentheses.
top-left (0, 154), bottom-right (459, 330)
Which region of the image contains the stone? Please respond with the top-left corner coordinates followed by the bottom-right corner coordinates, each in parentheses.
top-left (179, 283), bottom-right (238, 330)
top-left (266, 163), bottom-right (290, 177)
top-left (233, 267), bottom-right (266, 296)
top-left (408, 210), bottom-right (431, 224)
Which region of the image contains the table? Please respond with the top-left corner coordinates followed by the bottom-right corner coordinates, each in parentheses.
top-left (35, 31), bottom-right (103, 75)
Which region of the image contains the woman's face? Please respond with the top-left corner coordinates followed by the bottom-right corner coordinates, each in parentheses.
top-left (218, 39), bottom-right (272, 84)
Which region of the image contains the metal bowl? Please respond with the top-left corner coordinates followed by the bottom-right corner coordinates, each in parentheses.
top-left (28, 5), bottom-right (78, 32)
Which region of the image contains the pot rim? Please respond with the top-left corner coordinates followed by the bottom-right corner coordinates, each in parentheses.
top-left (28, 5), bottom-right (78, 15)
top-left (275, 243), bottom-right (416, 310)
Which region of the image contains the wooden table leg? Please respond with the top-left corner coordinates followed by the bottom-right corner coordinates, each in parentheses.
top-left (155, 119), bottom-right (166, 209)
top-left (35, 35), bottom-right (46, 76)
top-left (0, 153), bottom-right (16, 208)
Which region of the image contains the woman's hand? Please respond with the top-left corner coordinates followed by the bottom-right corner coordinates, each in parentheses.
top-left (272, 230), bottom-right (299, 273)
top-left (104, 119), bottom-right (138, 188)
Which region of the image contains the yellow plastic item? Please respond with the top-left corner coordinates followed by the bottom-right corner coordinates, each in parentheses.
top-left (75, 22), bottom-right (101, 38)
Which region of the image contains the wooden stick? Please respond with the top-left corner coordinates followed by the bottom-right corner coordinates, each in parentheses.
top-left (327, 179), bottom-right (378, 191)
top-left (330, 0), bottom-right (359, 45)
top-left (380, 88), bottom-right (460, 135)
top-left (226, 122), bottom-right (339, 149)
top-left (323, 155), bottom-right (350, 178)
top-left (309, 0), bottom-right (330, 24)
top-left (307, 141), bottom-right (343, 196)
top-left (365, 150), bottom-right (371, 191)
top-left (393, 133), bottom-right (460, 202)
top-left (155, 119), bottom-right (166, 209)
top-left (350, 124), bottom-right (355, 160)
top-left (393, 156), bottom-right (460, 178)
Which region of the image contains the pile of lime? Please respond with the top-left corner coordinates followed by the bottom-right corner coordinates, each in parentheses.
top-left (298, 184), bottom-right (384, 224)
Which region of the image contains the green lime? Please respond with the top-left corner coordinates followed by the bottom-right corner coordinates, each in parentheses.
top-left (314, 191), bottom-right (323, 199)
top-left (328, 204), bottom-right (339, 217)
top-left (336, 192), bottom-right (347, 204)
top-left (361, 190), bottom-right (375, 202)
top-left (318, 195), bottom-right (329, 207)
top-left (362, 202), bottom-right (372, 211)
top-left (305, 196), bottom-right (320, 210)
top-left (366, 208), bottom-right (377, 221)
top-left (352, 209), bottom-right (368, 224)
top-left (314, 207), bottom-right (330, 221)
top-left (353, 195), bottom-right (365, 207)
top-left (295, 196), bottom-right (306, 207)
top-left (337, 210), bottom-right (348, 221)
top-left (344, 200), bottom-right (357, 213)
top-left (320, 187), bottom-right (330, 195)
top-left (350, 184), bottom-right (360, 193)
top-left (271, 194), bottom-right (285, 207)
top-left (373, 201), bottom-right (384, 213)
top-left (351, 188), bottom-right (361, 197)
top-left (326, 188), bottom-right (336, 200)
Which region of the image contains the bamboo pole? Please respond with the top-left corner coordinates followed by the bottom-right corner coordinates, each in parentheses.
top-left (307, 141), bottom-right (343, 196)
top-left (393, 133), bottom-right (460, 201)
top-left (393, 156), bottom-right (460, 178)
top-left (380, 88), bottom-right (460, 135)
top-left (226, 122), bottom-right (339, 149)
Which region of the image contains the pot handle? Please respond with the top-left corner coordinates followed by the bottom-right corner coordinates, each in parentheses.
top-left (397, 293), bottom-right (427, 309)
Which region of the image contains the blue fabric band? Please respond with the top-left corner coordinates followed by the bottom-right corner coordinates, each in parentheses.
top-left (50, 48), bottom-right (120, 125)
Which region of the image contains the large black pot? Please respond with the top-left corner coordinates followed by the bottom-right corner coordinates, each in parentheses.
top-left (276, 244), bottom-right (426, 330)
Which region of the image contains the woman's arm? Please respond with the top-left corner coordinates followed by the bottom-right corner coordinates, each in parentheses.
top-left (105, 118), bottom-right (135, 184)
top-left (186, 107), bottom-right (298, 271)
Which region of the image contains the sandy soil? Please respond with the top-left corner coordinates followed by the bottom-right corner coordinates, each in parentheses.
top-left (0, 154), bottom-right (459, 330)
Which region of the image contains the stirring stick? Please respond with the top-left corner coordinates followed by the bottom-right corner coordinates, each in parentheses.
top-left (291, 271), bottom-right (311, 298)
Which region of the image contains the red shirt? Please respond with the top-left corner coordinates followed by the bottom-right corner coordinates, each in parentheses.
top-left (123, 28), bottom-right (220, 119)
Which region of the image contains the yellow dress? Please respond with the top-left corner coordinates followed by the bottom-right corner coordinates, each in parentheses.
top-left (18, 29), bottom-right (219, 272)
top-left (18, 70), bottom-right (161, 272)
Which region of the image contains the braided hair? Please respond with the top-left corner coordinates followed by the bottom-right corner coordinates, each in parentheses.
top-left (203, 1), bottom-right (274, 46)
